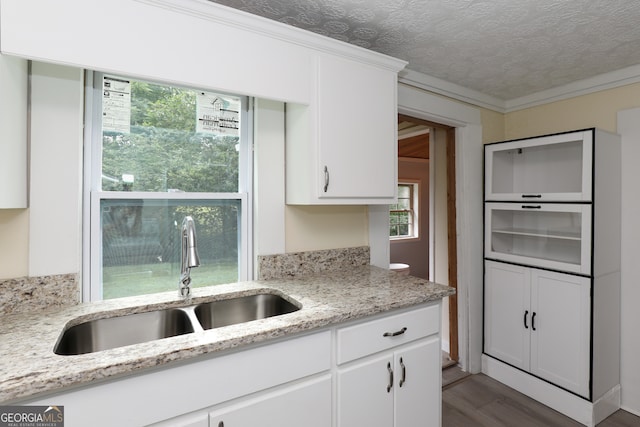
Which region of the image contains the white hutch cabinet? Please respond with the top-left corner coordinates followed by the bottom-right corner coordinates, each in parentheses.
top-left (482, 128), bottom-right (621, 427)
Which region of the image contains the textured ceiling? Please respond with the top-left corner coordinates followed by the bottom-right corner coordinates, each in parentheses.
top-left (208, 0), bottom-right (640, 101)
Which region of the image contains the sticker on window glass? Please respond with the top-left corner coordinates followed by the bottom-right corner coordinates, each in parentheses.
top-left (196, 92), bottom-right (239, 136)
top-left (102, 76), bottom-right (131, 134)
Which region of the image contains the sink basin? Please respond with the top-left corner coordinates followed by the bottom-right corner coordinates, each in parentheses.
top-left (54, 292), bottom-right (301, 355)
top-left (54, 308), bottom-right (195, 355)
top-left (194, 293), bottom-right (300, 330)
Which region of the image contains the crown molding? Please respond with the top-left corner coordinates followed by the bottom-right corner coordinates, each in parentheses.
top-left (398, 69), bottom-right (507, 113)
top-left (504, 63), bottom-right (640, 112)
top-left (399, 63), bottom-right (640, 115)
top-left (137, 0), bottom-right (407, 72)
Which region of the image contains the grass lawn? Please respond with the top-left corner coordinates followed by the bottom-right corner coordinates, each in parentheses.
top-left (103, 260), bottom-right (238, 299)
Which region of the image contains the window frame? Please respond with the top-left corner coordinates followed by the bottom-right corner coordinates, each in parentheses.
top-left (82, 72), bottom-right (253, 302)
top-left (390, 181), bottom-right (419, 241)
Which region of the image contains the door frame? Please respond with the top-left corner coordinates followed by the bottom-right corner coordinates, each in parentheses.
top-left (397, 114), bottom-right (459, 362)
top-left (396, 83), bottom-right (484, 374)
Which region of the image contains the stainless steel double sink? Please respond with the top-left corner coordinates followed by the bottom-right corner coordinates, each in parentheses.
top-left (54, 293), bottom-right (300, 356)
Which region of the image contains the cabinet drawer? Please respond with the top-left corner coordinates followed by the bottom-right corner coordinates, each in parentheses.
top-left (336, 305), bottom-right (439, 365)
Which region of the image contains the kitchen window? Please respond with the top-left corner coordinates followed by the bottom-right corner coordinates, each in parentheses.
top-left (84, 74), bottom-right (251, 301)
top-left (390, 182), bottom-right (418, 239)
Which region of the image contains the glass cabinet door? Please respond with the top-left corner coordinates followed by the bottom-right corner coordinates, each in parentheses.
top-left (484, 203), bottom-right (592, 274)
top-left (485, 130), bottom-right (593, 202)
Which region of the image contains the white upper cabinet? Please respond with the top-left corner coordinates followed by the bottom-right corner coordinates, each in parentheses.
top-left (286, 53), bottom-right (402, 205)
top-left (1, 0), bottom-right (406, 206)
top-left (485, 130), bottom-right (593, 202)
top-left (0, 54), bottom-right (28, 209)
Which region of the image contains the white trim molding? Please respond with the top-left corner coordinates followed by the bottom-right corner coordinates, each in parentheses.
top-left (505, 63), bottom-right (640, 112)
top-left (399, 69), bottom-right (505, 113)
top-left (394, 82), bottom-right (484, 375)
top-left (400, 64), bottom-right (640, 114)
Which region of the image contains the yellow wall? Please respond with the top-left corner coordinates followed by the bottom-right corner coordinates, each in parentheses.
top-left (285, 205), bottom-right (369, 252)
top-left (480, 107), bottom-right (506, 144)
top-left (0, 209), bottom-right (28, 278)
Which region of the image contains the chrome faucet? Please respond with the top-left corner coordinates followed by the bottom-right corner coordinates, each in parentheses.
top-left (179, 216), bottom-right (200, 299)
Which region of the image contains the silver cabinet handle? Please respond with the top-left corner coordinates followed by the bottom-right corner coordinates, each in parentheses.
top-left (383, 327), bottom-right (407, 337)
top-left (323, 166), bottom-right (329, 192)
top-left (387, 362), bottom-right (393, 393)
top-left (399, 357), bottom-right (406, 387)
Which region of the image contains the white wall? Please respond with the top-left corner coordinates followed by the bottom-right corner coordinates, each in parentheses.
top-left (28, 62), bottom-right (84, 276)
top-left (617, 108), bottom-right (640, 416)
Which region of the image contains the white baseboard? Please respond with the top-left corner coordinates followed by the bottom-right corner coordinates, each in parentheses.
top-left (482, 355), bottom-right (620, 427)
top-left (593, 385), bottom-right (621, 425)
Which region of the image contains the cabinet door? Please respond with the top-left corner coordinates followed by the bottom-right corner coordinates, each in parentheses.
top-left (484, 130), bottom-right (593, 202)
top-left (530, 269), bottom-right (590, 397)
top-left (484, 261), bottom-right (531, 370)
top-left (337, 354), bottom-right (394, 427)
top-left (209, 375), bottom-right (331, 427)
top-left (0, 54), bottom-right (28, 209)
top-left (316, 54), bottom-right (397, 202)
top-left (485, 202), bottom-right (592, 274)
top-left (394, 338), bottom-right (441, 427)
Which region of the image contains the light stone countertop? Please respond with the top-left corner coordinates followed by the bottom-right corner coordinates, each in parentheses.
top-left (0, 266), bottom-right (454, 403)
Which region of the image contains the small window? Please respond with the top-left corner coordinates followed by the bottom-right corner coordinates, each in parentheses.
top-left (390, 183), bottom-right (418, 239)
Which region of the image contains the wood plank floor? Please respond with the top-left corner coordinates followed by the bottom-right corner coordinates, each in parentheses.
top-left (442, 372), bottom-right (640, 427)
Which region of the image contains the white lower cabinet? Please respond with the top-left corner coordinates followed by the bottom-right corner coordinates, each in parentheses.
top-left (336, 304), bottom-right (442, 427)
top-left (484, 260), bottom-right (590, 397)
top-left (209, 375), bottom-right (331, 427)
top-left (337, 339), bottom-right (440, 427)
